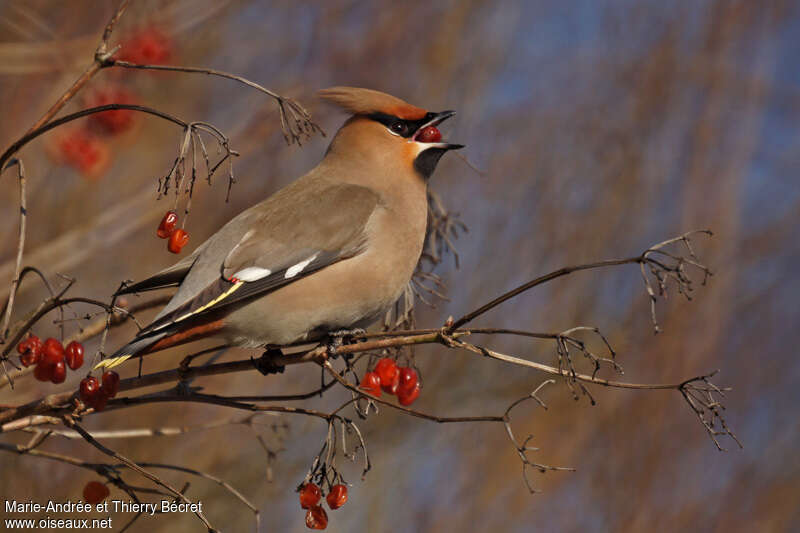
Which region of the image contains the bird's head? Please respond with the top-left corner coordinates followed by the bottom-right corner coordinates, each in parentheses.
top-left (319, 86), bottom-right (463, 180)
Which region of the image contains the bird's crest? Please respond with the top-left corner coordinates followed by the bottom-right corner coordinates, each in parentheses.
top-left (318, 86), bottom-right (427, 120)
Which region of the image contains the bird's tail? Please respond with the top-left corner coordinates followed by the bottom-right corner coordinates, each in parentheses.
top-left (93, 331), bottom-right (169, 370)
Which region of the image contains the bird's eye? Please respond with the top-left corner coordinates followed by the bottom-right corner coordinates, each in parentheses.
top-left (390, 121), bottom-right (408, 136)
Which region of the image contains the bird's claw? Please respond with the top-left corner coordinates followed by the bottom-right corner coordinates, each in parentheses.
top-left (253, 347), bottom-right (286, 376)
top-left (326, 328), bottom-right (366, 357)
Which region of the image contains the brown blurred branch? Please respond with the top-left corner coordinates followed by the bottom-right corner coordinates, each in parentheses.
top-left (23, 0), bottom-right (130, 135)
top-left (0, 159), bottom-right (26, 384)
top-left (109, 60), bottom-right (324, 145)
top-left (0, 104), bottom-right (188, 176)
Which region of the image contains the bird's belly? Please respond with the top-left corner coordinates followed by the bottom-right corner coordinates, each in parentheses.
top-left (220, 250), bottom-right (412, 347)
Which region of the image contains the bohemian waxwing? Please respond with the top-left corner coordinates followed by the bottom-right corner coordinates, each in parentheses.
top-left (98, 87), bottom-right (463, 369)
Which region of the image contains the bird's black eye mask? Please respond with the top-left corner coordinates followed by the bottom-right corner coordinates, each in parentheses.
top-left (368, 112), bottom-right (438, 138)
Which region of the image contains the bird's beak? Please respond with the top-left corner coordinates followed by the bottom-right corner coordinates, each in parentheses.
top-left (412, 110), bottom-right (465, 150)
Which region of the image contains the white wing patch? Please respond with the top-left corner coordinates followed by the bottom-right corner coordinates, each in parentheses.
top-left (233, 266), bottom-right (272, 281)
top-left (285, 254), bottom-right (318, 279)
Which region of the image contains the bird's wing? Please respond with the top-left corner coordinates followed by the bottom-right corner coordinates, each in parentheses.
top-left (136, 181), bottom-right (380, 336)
top-left (116, 242), bottom-right (208, 295)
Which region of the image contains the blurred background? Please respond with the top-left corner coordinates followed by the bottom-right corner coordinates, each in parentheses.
top-left (1, 0), bottom-right (798, 531)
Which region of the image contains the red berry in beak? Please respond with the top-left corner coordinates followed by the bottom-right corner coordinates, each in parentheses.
top-left (167, 228), bottom-right (189, 253)
top-left (157, 211), bottom-right (179, 239)
top-left (417, 126), bottom-right (442, 143)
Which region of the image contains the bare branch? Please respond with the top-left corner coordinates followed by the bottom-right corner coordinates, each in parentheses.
top-left (109, 60), bottom-right (324, 145)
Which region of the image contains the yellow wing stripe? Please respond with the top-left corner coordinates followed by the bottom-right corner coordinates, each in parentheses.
top-left (93, 354), bottom-right (131, 370)
top-left (172, 281), bottom-right (244, 324)
top-left (92, 282), bottom-right (244, 371)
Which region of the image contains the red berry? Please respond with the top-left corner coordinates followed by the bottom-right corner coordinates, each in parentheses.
top-left (299, 483), bottom-right (322, 509)
top-left (167, 228), bottom-right (189, 254)
top-left (83, 481), bottom-right (109, 504)
top-left (42, 338), bottom-right (65, 365)
top-left (17, 335), bottom-right (43, 355)
top-left (359, 372), bottom-right (382, 397)
top-left (157, 211), bottom-right (179, 239)
top-left (102, 371), bottom-right (120, 398)
top-left (56, 130), bottom-right (110, 180)
top-left (397, 382), bottom-right (421, 406)
top-left (381, 372), bottom-right (399, 395)
top-left (79, 376), bottom-right (101, 403)
top-left (326, 484), bottom-right (348, 510)
top-left (65, 341), bottom-right (85, 370)
top-left (305, 505), bottom-right (328, 530)
top-left (92, 391), bottom-right (109, 411)
top-left (118, 29), bottom-right (172, 65)
top-left (17, 335), bottom-right (43, 367)
top-left (33, 360), bottom-right (54, 382)
top-left (374, 358), bottom-right (399, 388)
top-left (86, 86), bottom-right (138, 135)
top-left (416, 126), bottom-right (442, 143)
top-left (397, 367), bottom-right (418, 395)
top-left (51, 360), bottom-right (67, 384)
top-left (20, 351), bottom-right (38, 367)
top-left (33, 338), bottom-right (64, 382)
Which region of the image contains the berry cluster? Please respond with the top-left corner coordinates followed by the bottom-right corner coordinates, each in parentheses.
top-left (82, 481), bottom-right (110, 504)
top-left (416, 125), bottom-right (443, 143)
top-left (157, 210), bottom-right (190, 254)
top-left (360, 358), bottom-right (420, 406)
top-left (78, 371), bottom-right (120, 412)
top-left (50, 28), bottom-right (174, 180)
top-left (299, 482), bottom-right (348, 530)
top-left (18, 335), bottom-right (84, 384)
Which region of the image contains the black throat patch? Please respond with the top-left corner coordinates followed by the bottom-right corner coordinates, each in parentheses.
top-left (413, 148), bottom-right (448, 179)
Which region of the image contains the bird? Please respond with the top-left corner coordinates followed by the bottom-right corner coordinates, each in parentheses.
top-left (97, 87), bottom-right (463, 370)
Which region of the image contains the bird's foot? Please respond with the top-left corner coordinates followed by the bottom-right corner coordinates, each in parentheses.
top-left (253, 347), bottom-right (286, 376)
top-left (326, 328), bottom-right (366, 357)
